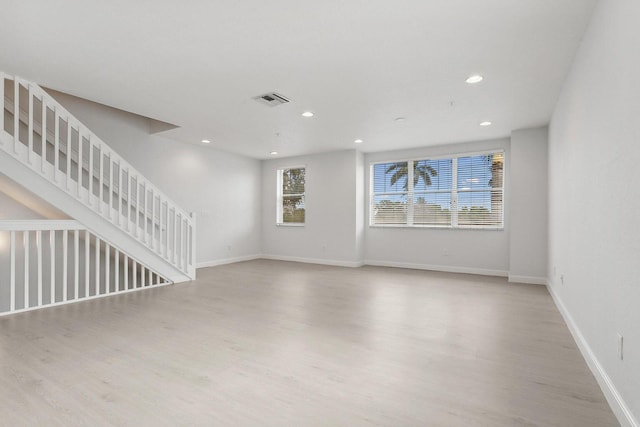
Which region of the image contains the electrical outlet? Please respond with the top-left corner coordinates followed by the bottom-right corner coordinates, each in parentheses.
top-left (226, 245), bottom-right (231, 252)
top-left (618, 333), bottom-right (624, 361)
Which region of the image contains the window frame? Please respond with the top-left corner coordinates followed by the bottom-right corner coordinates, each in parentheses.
top-left (276, 165), bottom-right (306, 227)
top-left (369, 149), bottom-right (505, 230)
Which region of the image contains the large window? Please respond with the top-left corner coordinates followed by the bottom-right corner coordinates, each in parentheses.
top-left (277, 167), bottom-right (306, 225)
top-left (370, 151), bottom-right (504, 229)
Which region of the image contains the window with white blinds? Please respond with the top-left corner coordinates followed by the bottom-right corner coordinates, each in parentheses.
top-left (277, 167), bottom-right (306, 225)
top-left (370, 151), bottom-right (504, 228)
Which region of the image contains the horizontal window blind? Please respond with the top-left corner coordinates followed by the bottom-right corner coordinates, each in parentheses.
top-left (370, 151), bottom-right (504, 229)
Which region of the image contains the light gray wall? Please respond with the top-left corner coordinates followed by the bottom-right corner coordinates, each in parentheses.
top-left (509, 127), bottom-right (548, 282)
top-left (0, 192), bottom-right (45, 219)
top-left (548, 0), bottom-right (640, 423)
top-left (261, 150), bottom-right (362, 266)
top-left (364, 138), bottom-right (511, 276)
top-left (46, 91), bottom-right (262, 266)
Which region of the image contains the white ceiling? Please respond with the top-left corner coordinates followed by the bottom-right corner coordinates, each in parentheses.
top-left (0, 0), bottom-right (597, 159)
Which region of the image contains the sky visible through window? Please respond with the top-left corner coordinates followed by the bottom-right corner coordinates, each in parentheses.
top-left (372, 154), bottom-right (496, 210)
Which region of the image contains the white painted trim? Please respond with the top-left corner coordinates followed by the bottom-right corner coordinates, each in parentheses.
top-left (364, 259), bottom-right (508, 277)
top-left (547, 282), bottom-right (639, 427)
top-left (196, 254), bottom-right (262, 269)
top-left (262, 254), bottom-right (364, 268)
top-left (0, 220), bottom-right (83, 231)
top-left (508, 274), bottom-right (547, 285)
top-left (0, 281), bottom-right (172, 318)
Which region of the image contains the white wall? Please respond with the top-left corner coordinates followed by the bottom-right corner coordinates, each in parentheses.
top-left (548, 0), bottom-right (640, 425)
top-left (364, 138), bottom-right (511, 276)
top-left (509, 127), bottom-right (548, 283)
top-left (46, 90), bottom-right (262, 266)
top-left (261, 150), bottom-right (362, 266)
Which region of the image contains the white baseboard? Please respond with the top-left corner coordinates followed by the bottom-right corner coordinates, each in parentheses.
top-left (261, 254), bottom-right (364, 268)
top-left (547, 282), bottom-right (638, 427)
top-left (364, 259), bottom-right (508, 277)
top-left (508, 274), bottom-right (547, 285)
top-left (196, 254), bottom-right (262, 269)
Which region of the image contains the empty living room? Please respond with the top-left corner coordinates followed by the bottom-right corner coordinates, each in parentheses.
top-left (0, 0), bottom-right (638, 426)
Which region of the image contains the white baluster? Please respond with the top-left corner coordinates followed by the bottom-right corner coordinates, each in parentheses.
top-left (108, 154), bottom-right (113, 220)
top-left (77, 132), bottom-right (83, 198)
top-left (124, 255), bottom-right (129, 290)
top-left (37, 230), bottom-right (42, 307)
top-left (50, 230), bottom-right (56, 304)
top-left (28, 85), bottom-right (33, 163)
top-left (118, 161), bottom-right (124, 226)
top-left (13, 79), bottom-right (19, 153)
top-left (98, 145), bottom-right (104, 213)
top-left (85, 230), bottom-right (90, 298)
top-left (0, 73), bottom-right (4, 137)
top-left (66, 120), bottom-right (71, 190)
top-left (24, 231), bottom-right (29, 309)
top-left (115, 249), bottom-right (120, 292)
top-left (62, 230), bottom-right (68, 302)
top-left (89, 139), bottom-right (94, 203)
top-left (105, 243), bottom-right (110, 294)
top-left (10, 231), bottom-right (16, 312)
top-left (95, 237), bottom-right (101, 295)
top-left (54, 110), bottom-right (60, 181)
top-left (41, 98), bottom-right (46, 173)
top-left (151, 190), bottom-right (156, 251)
top-left (74, 230), bottom-right (79, 300)
top-left (133, 261), bottom-right (137, 289)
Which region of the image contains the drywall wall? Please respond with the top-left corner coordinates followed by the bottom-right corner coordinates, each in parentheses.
top-left (509, 127), bottom-right (548, 283)
top-left (548, 0), bottom-right (640, 425)
top-left (46, 90), bottom-right (262, 266)
top-left (364, 138), bottom-right (511, 276)
top-left (0, 191), bottom-right (45, 220)
top-left (261, 150), bottom-right (362, 266)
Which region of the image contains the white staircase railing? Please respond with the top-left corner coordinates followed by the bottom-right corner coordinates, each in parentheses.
top-left (0, 73), bottom-right (195, 279)
top-left (0, 220), bottom-right (170, 316)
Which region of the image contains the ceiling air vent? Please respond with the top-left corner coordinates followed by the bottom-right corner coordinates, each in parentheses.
top-left (254, 92), bottom-right (291, 107)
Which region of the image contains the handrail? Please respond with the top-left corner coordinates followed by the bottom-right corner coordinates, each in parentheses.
top-left (0, 220), bottom-right (83, 231)
top-left (0, 72), bottom-right (195, 278)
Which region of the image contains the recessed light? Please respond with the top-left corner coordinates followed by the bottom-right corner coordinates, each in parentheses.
top-left (270, 151), bottom-right (279, 155)
top-left (201, 139), bottom-right (211, 144)
top-left (302, 111), bottom-right (314, 118)
top-left (480, 121), bottom-right (492, 127)
top-left (354, 139), bottom-right (363, 144)
top-left (466, 75), bottom-right (484, 84)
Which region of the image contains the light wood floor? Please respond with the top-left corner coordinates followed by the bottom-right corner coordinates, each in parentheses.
top-left (0, 260), bottom-right (617, 426)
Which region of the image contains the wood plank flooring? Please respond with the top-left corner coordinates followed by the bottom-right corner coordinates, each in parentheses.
top-left (0, 260), bottom-right (618, 426)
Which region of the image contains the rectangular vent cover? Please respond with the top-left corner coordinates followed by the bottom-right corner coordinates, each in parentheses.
top-left (254, 92), bottom-right (291, 107)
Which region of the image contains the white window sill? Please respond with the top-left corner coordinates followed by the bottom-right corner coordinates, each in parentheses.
top-left (276, 223), bottom-right (305, 227)
top-left (369, 224), bottom-right (504, 231)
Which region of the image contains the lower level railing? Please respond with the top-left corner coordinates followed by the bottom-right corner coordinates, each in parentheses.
top-left (0, 220), bottom-right (170, 316)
